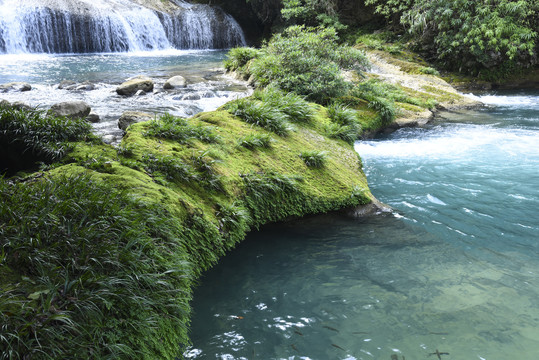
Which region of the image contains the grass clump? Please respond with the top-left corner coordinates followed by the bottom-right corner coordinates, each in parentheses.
top-left (226, 98), bottom-right (292, 136)
top-left (0, 105), bottom-right (97, 175)
top-left (252, 88), bottom-right (316, 123)
top-left (241, 171), bottom-right (305, 226)
top-left (143, 153), bottom-right (196, 183)
top-left (300, 150), bottom-right (328, 168)
top-left (223, 47), bottom-right (261, 78)
top-left (144, 113), bottom-right (220, 144)
top-left (215, 202), bottom-right (251, 236)
top-left (0, 175), bottom-right (192, 359)
top-left (237, 133), bottom-right (273, 149)
top-left (327, 103), bottom-right (358, 126)
top-left (324, 122), bottom-right (357, 144)
top-left (419, 66), bottom-right (440, 76)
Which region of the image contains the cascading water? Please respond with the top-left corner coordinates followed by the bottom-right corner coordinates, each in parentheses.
top-left (0, 0), bottom-right (246, 53)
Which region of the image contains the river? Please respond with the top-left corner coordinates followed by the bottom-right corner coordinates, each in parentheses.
top-left (0, 51), bottom-right (250, 142)
top-left (186, 91), bottom-right (539, 360)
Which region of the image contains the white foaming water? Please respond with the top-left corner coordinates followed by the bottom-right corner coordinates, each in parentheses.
top-left (467, 93), bottom-right (539, 108)
top-left (0, 0), bottom-right (245, 53)
top-left (0, 52), bottom-right (251, 143)
top-left (355, 125), bottom-right (539, 160)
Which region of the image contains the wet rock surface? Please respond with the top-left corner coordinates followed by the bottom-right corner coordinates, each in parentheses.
top-left (116, 76), bottom-right (154, 96)
top-left (49, 101), bottom-right (91, 119)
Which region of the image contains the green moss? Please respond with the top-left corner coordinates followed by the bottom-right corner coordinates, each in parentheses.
top-left (1, 104), bottom-right (373, 359)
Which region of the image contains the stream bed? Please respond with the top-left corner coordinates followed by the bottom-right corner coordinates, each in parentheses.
top-left (0, 50), bottom-right (250, 142)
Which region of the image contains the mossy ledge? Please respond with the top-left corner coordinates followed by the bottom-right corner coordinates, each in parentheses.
top-left (0, 102), bottom-right (373, 359)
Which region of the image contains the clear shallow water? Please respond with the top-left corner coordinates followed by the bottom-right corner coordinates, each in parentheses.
top-left (0, 51), bottom-right (250, 141)
top-left (186, 92), bottom-right (539, 360)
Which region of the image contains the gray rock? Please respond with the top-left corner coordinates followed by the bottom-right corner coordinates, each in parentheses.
top-left (164, 75), bottom-right (187, 89)
top-left (11, 101), bottom-right (32, 111)
top-left (75, 82), bottom-right (96, 91)
top-left (86, 112), bottom-right (100, 123)
top-left (118, 111), bottom-right (154, 130)
top-left (0, 99), bottom-right (10, 107)
top-left (49, 101), bottom-right (91, 119)
top-left (58, 80), bottom-right (77, 89)
top-left (116, 76), bottom-right (154, 96)
top-left (0, 82), bottom-right (32, 93)
top-left (58, 81), bottom-right (96, 91)
top-left (182, 93), bottom-right (201, 100)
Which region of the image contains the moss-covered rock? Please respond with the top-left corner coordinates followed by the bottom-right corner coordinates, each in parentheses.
top-left (0, 99), bottom-right (373, 358)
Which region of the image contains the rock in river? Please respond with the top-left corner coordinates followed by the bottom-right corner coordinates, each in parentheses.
top-left (116, 76), bottom-right (154, 96)
top-left (49, 101), bottom-right (91, 119)
top-left (164, 75), bottom-right (187, 89)
top-left (0, 82), bottom-right (32, 93)
top-left (118, 111), bottom-right (154, 130)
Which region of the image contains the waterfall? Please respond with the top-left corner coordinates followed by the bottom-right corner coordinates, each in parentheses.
top-left (0, 0), bottom-right (246, 53)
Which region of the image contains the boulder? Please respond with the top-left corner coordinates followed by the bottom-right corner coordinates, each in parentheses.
top-left (58, 80), bottom-right (96, 91)
top-left (0, 99), bottom-right (10, 107)
top-left (58, 80), bottom-right (77, 89)
top-left (116, 76), bottom-right (154, 96)
top-left (49, 101), bottom-right (91, 119)
top-left (11, 101), bottom-right (32, 111)
top-left (164, 75), bottom-right (187, 89)
top-left (86, 112), bottom-right (100, 123)
top-left (0, 82), bottom-right (32, 93)
top-left (118, 111), bottom-right (154, 130)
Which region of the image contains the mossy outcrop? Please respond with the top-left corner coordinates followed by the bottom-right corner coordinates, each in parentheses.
top-left (0, 99), bottom-right (373, 358)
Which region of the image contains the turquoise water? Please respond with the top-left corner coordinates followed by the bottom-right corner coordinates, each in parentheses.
top-left (186, 92), bottom-right (539, 360)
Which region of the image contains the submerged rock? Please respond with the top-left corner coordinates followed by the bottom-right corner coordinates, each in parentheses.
top-left (86, 112), bottom-right (100, 123)
top-left (118, 111), bottom-right (154, 130)
top-left (0, 82), bottom-right (32, 93)
top-left (116, 76), bottom-right (154, 96)
top-left (49, 101), bottom-right (91, 119)
top-left (164, 75), bottom-right (187, 89)
top-left (58, 80), bottom-right (96, 91)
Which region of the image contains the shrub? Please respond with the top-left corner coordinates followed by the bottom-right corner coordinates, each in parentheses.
top-left (300, 150), bottom-right (328, 168)
top-left (281, 0), bottom-right (346, 31)
top-left (365, 0), bottom-right (538, 76)
top-left (245, 25), bottom-right (369, 104)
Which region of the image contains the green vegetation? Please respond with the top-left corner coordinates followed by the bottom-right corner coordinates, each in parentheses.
top-left (281, 0), bottom-right (346, 31)
top-left (0, 104), bottom-right (98, 175)
top-left (237, 133), bottom-right (273, 149)
top-left (300, 150), bottom-right (328, 168)
top-left (0, 175), bottom-right (192, 360)
top-left (365, 0), bottom-right (538, 78)
top-left (143, 113), bottom-right (220, 144)
top-left (226, 25), bottom-right (368, 104)
top-left (0, 101), bottom-right (372, 358)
